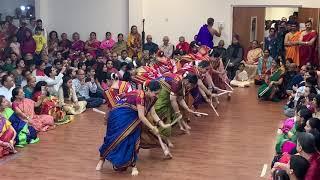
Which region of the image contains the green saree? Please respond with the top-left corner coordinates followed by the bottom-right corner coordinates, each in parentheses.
top-left (258, 68), bottom-right (283, 99)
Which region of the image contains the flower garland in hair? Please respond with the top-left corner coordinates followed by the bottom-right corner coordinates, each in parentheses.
top-left (142, 80), bottom-right (151, 91)
top-left (111, 73), bottom-right (119, 80)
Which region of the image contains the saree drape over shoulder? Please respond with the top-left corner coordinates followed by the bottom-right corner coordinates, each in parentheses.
top-left (300, 31), bottom-right (318, 66)
top-left (285, 31), bottom-right (301, 66)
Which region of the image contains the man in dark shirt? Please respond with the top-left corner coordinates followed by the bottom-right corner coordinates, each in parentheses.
top-left (143, 35), bottom-right (159, 55)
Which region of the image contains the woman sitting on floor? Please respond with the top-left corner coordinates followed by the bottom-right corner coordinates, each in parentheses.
top-left (23, 76), bottom-right (36, 99)
top-left (0, 114), bottom-right (17, 158)
top-left (0, 96), bottom-right (39, 147)
top-left (32, 81), bottom-right (72, 125)
top-left (258, 59), bottom-right (284, 101)
top-left (245, 40), bottom-right (263, 80)
top-left (11, 87), bottom-right (55, 132)
top-left (58, 76), bottom-right (87, 115)
top-left (255, 49), bottom-right (273, 85)
top-left (230, 63), bottom-right (250, 88)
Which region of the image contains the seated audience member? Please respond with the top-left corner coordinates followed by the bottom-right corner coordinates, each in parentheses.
top-left (33, 27), bottom-right (47, 55)
top-left (20, 30), bottom-right (36, 55)
top-left (85, 52), bottom-right (96, 68)
top-left (72, 69), bottom-right (104, 108)
top-left (2, 57), bottom-right (15, 73)
top-left (257, 59), bottom-right (284, 101)
top-left (0, 114), bottom-right (17, 158)
top-left (66, 68), bottom-right (77, 80)
top-left (255, 49), bottom-right (273, 85)
top-left (78, 62), bottom-right (87, 72)
top-left (176, 36), bottom-right (189, 54)
top-left (23, 53), bottom-right (35, 67)
top-left (58, 33), bottom-right (72, 58)
top-left (43, 66), bottom-right (65, 96)
top-left (119, 62), bottom-right (128, 79)
top-left (106, 60), bottom-right (119, 75)
top-left (127, 25), bottom-right (142, 59)
top-left (246, 40), bottom-right (263, 64)
top-left (58, 76), bottom-right (87, 115)
top-left (111, 52), bottom-right (121, 70)
top-left (0, 75), bottom-right (15, 101)
top-left (85, 32), bottom-right (100, 58)
top-left (276, 106), bottom-right (312, 154)
top-left (53, 59), bottom-right (63, 72)
top-left (112, 33), bottom-right (127, 55)
top-left (212, 40), bottom-right (227, 60)
top-left (143, 35), bottom-right (159, 55)
top-left (245, 40), bottom-right (263, 80)
top-left (100, 32), bottom-right (115, 51)
top-left (9, 36), bottom-right (21, 58)
top-left (225, 34), bottom-right (243, 80)
top-left (12, 59), bottom-right (26, 87)
top-left (23, 76), bottom-right (36, 99)
top-left (0, 96), bottom-right (39, 147)
top-left (11, 87), bottom-right (55, 132)
top-left (34, 61), bottom-right (46, 76)
top-left (118, 50), bottom-right (132, 63)
top-left (230, 63), bottom-right (250, 88)
top-left (272, 155), bottom-right (310, 180)
top-left (160, 36), bottom-right (175, 58)
top-left (71, 32), bottom-right (85, 52)
top-left (20, 69), bottom-right (31, 88)
top-left (32, 81), bottom-right (71, 125)
top-left (48, 31), bottom-right (59, 58)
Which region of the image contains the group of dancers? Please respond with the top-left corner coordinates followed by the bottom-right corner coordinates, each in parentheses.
top-left (95, 45), bottom-right (233, 176)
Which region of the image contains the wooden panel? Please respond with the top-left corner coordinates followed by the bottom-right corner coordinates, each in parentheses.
top-left (298, 8), bottom-right (319, 30)
top-left (0, 87), bottom-right (284, 180)
top-left (233, 7), bottom-right (266, 49)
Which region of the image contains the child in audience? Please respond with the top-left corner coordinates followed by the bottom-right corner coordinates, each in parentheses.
top-left (230, 63), bottom-right (250, 88)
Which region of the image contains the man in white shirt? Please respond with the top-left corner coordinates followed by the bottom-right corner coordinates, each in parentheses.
top-left (118, 50), bottom-right (132, 63)
top-left (160, 36), bottom-right (175, 58)
top-left (72, 69), bottom-right (104, 108)
top-left (0, 75), bottom-right (15, 101)
top-left (42, 66), bottom-right (66, 96)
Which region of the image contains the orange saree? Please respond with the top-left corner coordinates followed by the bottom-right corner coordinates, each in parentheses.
top-left (286, 31), bottom-right (301, 66)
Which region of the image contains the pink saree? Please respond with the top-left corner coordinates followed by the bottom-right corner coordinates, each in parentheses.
top-left (12, 98), bottom-right (54, 132)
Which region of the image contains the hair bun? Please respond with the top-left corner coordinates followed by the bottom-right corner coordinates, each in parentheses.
top-left (183, 71), bottom-right (189, 78)
top-left (143, 80), bottom-right (151, 91)
top-left (111, 73), bottom-right (118, 80)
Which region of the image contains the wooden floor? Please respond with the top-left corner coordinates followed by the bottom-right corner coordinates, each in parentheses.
top-left (1, 87), bottom-right (285, 180)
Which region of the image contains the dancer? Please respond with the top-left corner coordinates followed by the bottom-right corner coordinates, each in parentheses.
top-left (96, 80), bottom-right (167, 176)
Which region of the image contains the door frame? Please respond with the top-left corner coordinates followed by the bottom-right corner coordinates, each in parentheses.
top-left (230, 5), bottom-right (302, 45)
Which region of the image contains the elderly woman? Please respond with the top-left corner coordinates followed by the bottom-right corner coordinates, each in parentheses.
top-left (225, 34), bottom-right (244, 80)
top-left (245, 40), bottom-right (263, 80)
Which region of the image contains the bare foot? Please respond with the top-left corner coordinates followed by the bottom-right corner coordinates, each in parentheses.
top-left (131, 167), bottom-right (139, 176)
top-left (167, 139), bottom-right (174, 148)
top-left (95, 160), bottom-right (105, 171)
top-left (163, 147), bottom-right (173, 160)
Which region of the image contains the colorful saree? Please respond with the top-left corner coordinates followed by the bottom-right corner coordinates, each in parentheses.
top-left (257, 68), bottom-right (283, 99)
top-left (127, 33), bottom-right (142, 59)
top-left (299, 31), bottom-right (318, 66)
top-left (104, 81), bottom-right (132, 108)
top-left (12, 98), bottom-right (55, 132)
top-left (286, 31), bottom-right (301, 66)
top-left (32, 92), bottom-right (71, 125)
top-left (86, 40), bottom-right (101, 58)
top-left (71, 40), bottom-right (85, 52)
top-left (0, 115), bottom-right (15, 158)
top-left (99, 90), bottom-right (154, 170)
top-left (1, 108), bottom-right (38, 147)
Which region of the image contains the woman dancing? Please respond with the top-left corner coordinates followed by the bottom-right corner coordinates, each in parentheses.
top-left (96, 80), bottom-right (169, 176)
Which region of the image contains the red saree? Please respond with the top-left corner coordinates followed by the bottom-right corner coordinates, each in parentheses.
top-left (0, 117), bottom-right (15, 158)
top-left (300, 31), bottom-right (318, 66)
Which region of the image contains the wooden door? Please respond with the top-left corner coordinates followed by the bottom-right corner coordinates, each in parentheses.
top-left (298, 8), bottom-right (319, 30)
top-left (233, 7), bottom-right (266, 49)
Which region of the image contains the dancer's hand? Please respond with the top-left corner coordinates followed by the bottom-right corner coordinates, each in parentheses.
top-left (151, 126), bottom-right (159, 135)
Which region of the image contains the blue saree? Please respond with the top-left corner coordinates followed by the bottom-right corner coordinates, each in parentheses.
top-left (99, 104), bottom-right (141, 170)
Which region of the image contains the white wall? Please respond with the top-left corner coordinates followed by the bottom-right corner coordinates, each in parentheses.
top-left (36, 0), bottom-right (129, 41)
top-left (0, 0), bottom-right (35, 20)
top-left (130, 0), bottom-right (320, 46)
top-left (265, 7), bottom-right (298, 20)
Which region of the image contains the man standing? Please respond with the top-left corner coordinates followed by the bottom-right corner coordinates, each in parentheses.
top-left (299, 20), bottom-right (318, 66)
top-left (276, 21), bottom-right (288, 65)
top-left (143, 35), bottom-right (159, 55)
top-left (196, 17), bottom-right (222, 48)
